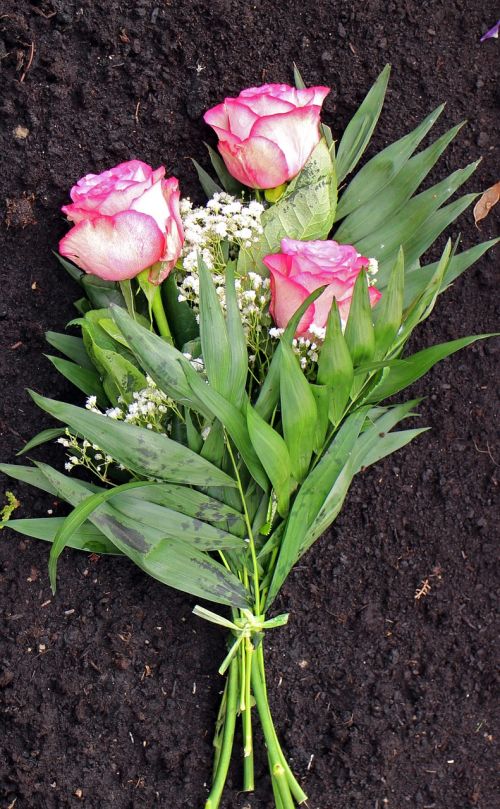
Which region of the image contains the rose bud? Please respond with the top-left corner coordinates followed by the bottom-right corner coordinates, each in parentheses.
top-left (59, 160), bottom-right (184, 284)
top-left (263, 238), bottom-right (381, 338)
top-left (204, 84), bottom-right (330, 190)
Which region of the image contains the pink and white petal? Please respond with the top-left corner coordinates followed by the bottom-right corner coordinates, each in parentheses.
top-left (268, 269), bottom-right (314, 335)
top-left (130, 177), bottom-right (171, 232)
top-left (368, 285), bottom-right (382, 307)
top-left (218, 136), bottom-right (289, 189)
top-left (235, 92), bottom-right (295, 117)
top-left (225, 99), bottom-right (259, 140)
top-left (163, 177), bottom-right (184, 251)
top-left (251, 106), bottom-right (322, 178)
top-left (262, 252), bottom-right (293, 278)
top-left (204, 103), bottom-right (231, 138)
top-left (59, 211), bottom-right (165, 282)
top-left (297, 86), bottom-right (330, 107)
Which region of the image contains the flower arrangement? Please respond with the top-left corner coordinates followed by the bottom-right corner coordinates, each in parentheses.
top-left (1, 65), bottom-right (497, 808)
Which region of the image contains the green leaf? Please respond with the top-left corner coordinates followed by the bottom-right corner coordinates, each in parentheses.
top-left (304, 402), bottom-right (419, 554)
top-left (336, 104), bottom-right (444, 220)
top-left (37, 465), bottom-right (248, 607)
top-left (225, 262), bottom-right (248, 408)
top-left (238, 139), bottom-right (336, 275)
top-left (310, 384), bottom-right (330, 452)
top-left (255, 285), bottom-right (327, 421)
top-left (205, 142), bottom-right (244, 196)
top-left (355, 427), bottom-right (429, 471)
top-left (247, 403), bottom-right (292, 517)
top-left (317, 299), bottom-right (354, 424)
top-left (117, 483), bottom-right (245, 536)
top-left (81, 274), bottom-right (125, 309)
top-left (198, 254), bottom-right (233, 401)
top-left (356, 162), bottom-right (479, 283)
top-left (293, 63), bottom-right (306, 89)
top-left (280, 342), bottom-right (317, 482)
top-left (90, 344), bottom-right (147, 406)
top-left (112, 307), bottom-right (266, 491)
top-left (4, 517), bottom-right (122, 555)
top-left (344, 270), bottom-right (375, 366)
top-left (365, 335), bottom-right (496, 403)
top-left (404, 237), bottom-right (499, 309)
top-left (335, 122), bottom-right (466, 246)
top-left (336, 64), bottom-right (390, 182)
top-left (185, 370), bottom-right (268, 491)
top-left (401, 193), bottom-right (477, 273)
top-left (162, 272), bottom-right (199, 347)
top-left (395, 240), bottom-right (453, 348)
top-left (29, 391), bottom-right (237, 489)
top-left (45, 355), bottom-right (107, 407)
top-left (54, 253), bottom-right (84, 284)
top-left (16, 428), bottom-right (66, 457)
top-left (373, 247), bottom-right (404, 357)
top-left (110, 305), bottom-right (208, 414)
top-left (265, 407), bottom-right (369, 607)
top-left (45, 331), bottom-right (93, 369)
top-left (192, 159), bottom-right (222, 199)
top-left (0, 463), bottom-right (59, 496)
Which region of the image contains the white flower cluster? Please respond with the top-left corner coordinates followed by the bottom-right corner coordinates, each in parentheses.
top-left (269, 325), bottom-right (324, 370)
top-left (59, 379), bottom-right (181, 481)
top-left (179, 192), bottom-right (264, 274)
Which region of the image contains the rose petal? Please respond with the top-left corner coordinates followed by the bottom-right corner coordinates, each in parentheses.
top-left (250, 106), bottom-right (322, 178)
top-left (59, 211), bottom-right (165, 281)
top-left (218, 136), bottom-right (289, 189)
top-left (267, 265), bottom-right (314, 335)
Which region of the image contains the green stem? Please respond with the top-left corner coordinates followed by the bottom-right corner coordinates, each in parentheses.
top-left (151, 285), bottom-right (173, 343)
top-left (251, 655), bottom-right (296, 809)
top-left (205, 658), bottom-right (238, 809)
top-left (225, 439), bottom-right (261, 615)
top-left (257, 644), bottom-right (307, 804)
top-left (242, 639), bottom-right (255, 791)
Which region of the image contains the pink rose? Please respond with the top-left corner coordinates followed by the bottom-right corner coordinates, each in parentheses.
top-left (263, 239), bottom-right (381, 337)
top-left (204, 84), bottom-right (330, 189)
top-left (59, 160), bottom-right (184, 284)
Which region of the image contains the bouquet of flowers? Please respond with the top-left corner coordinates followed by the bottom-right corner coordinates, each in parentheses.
top-left (1, 65), bottom-right (497, 808)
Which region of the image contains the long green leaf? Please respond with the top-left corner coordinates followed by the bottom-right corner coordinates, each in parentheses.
top-left (198, 254), bottom-right (233, 401)
top-left (247, 403), bottom-right (292, 517)
top-left (280, 342), bottom-right (317, 482)
top-left (404, 238), bottom-right (499, 308)
top-left (191, 159), bottom-right (222, 198)
top-left (45, 355), bottom-right (107, 407)
top-left (265, 407), bottom-right (369, 607)
top-left (335, 122), bottom-right (465, 246)
top-left (225, 262), bottom-right (248, 408)
top-left (3, 517), bottom-right (122, 555)
top-left (17, 428), bottom-right (66, 456)
top-left (356, 162), bottom-right (479, 282)
top-left (110, 305), bottom-right (209, 415)
top-left (29, 391), bottom-right (237, 489)
top-left (336, 65), bottom-right (390, 182)
top-left (336, 104), bottom-right (444, 220)
top-left (255, 286), bottom-right (327, 421)
top-left (37, 464), bottom-right (248, 607)
top-left (45, 332), bottom-right (93, 369)
top-left (365, 334), bottom-right (496, 403)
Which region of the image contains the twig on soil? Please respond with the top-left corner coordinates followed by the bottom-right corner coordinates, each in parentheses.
top-left (472, 439), bottom-right (498, 466)
top-left (19, 41), bottom-right (35, 82)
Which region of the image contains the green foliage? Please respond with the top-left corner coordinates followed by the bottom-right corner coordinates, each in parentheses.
top-left (238, 138), bottom-right (337, 275)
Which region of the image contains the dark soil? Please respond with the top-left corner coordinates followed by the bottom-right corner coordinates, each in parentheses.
top-left (1, 1), bottom-right (499, 807)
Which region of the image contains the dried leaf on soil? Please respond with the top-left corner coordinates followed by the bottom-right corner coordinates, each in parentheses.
top-left (473, 181), bottom-right (500, 225)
